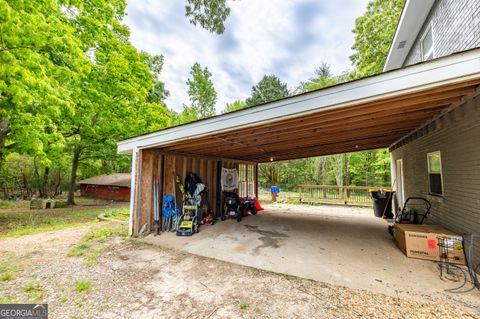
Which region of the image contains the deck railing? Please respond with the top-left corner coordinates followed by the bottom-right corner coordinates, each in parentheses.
top-left (299, 185), bottom-right (391, 206)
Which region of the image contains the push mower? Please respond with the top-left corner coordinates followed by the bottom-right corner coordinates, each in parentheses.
top-left (221, 191), bottom-right (242, 222)
top-left (240, 196), bottom-right (258, 217)
top-left (388, 197), bottom-right (432, 235)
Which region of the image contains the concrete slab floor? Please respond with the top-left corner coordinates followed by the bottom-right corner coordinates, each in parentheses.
top-left (143, 203), bottom-right (480, 311)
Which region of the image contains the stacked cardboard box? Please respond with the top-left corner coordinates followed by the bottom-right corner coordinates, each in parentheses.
top-left (393, 224), bottom-right (465, 265)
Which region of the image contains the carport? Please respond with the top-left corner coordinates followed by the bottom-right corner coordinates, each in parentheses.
top-left (118, 49), bottom-right (480, 238)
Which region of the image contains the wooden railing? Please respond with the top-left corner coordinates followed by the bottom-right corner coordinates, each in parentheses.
top-left (299, 185), bottom-right (391, 206)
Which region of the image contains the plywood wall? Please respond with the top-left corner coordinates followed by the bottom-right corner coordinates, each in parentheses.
top-left (133, 150), bottom-right (250, 236)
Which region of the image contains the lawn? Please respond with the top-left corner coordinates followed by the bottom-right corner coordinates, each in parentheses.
top-left (0, 204), bottom-right (129, 238)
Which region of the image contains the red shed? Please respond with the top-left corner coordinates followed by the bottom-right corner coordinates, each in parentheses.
top-left (79, 173), bottom-right (131, 201)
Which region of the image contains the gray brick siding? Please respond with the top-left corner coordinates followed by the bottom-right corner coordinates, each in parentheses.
top-left (404, 0), bottom-right (480, 66)
top-left (391, 94), bottom-right (480, 268)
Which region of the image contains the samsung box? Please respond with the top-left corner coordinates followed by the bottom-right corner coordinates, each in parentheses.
top-left (393, 224), bottom-right (465, 265)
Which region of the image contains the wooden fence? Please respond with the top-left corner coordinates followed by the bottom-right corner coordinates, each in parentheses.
top-left (299, 185), bottom-right (391, 206)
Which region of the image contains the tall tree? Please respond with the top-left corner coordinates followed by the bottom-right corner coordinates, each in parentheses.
top-left (185, 0), bottom-right (231, 34)
top-left (186, 62), bottom-right (217, 119)
top-left (0, 0), bottom-right (87, 164)
top-left (350, 0), bottom-right (405, 77)
top-left (245, 75), bottom-right (290, 107)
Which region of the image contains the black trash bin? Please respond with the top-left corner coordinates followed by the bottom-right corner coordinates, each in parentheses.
top-left (370, 189), bottom-right (394, 218)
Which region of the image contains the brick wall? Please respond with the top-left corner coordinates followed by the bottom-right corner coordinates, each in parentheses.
top-left (391, 94), bottom-right (480, 268)
top-left (404, 0), bottom-right (480, 66)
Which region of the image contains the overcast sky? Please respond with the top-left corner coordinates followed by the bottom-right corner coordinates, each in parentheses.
top-left (124, 0), bottom-right (370, 113)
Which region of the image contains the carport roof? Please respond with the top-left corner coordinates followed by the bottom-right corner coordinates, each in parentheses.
top-left (118, 48), bottom-right (480, 163)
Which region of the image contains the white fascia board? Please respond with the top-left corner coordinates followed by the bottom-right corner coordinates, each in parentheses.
top-left (118, 49), bottom-right (480, 154)
top-left (383, 0), bottom-right (435, 72)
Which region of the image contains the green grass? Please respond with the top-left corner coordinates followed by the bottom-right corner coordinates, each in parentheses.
top-left (0, 200), bottom-right (30, 209)
top-left (240, 302), bottom-right (249, 310)
top-left (67, 225), bottom-right (127, 267)
top-left (103, 208), bottom-right (129, 221)
top-left (75, 280), bottom-right (91, 293)
top-left (0, 206), bottom-right (129, 238)
top-left (0, 272), bottom-right (12, 281)
top-left (22, 283), bottom-right (45, 302)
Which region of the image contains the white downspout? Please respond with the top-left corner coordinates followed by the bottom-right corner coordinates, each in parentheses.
top-left (128, 147), bottom-right (139, 236)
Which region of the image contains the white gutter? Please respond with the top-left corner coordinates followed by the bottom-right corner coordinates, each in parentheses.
top-left (118, 49), bottom-right (480, 154)
top-left (383, 0), bottom-right (435, 72)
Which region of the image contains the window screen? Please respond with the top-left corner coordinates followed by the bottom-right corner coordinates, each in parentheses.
top-left (427, 152), bottom-right (443, 196)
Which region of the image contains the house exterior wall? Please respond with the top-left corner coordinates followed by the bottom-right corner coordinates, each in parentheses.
top-left (390, 94), bottom-right (480, 266)
top-left (404, 0), bottom-right (480, 66)
top-left (80, 184), bottom-right (131, 201)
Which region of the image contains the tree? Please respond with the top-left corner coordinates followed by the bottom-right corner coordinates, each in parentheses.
top-left (296, 63), bottom-right (351, 93)
top-left (350, 0), bottom-right (405, 77)
top-left (0, 0), bottom-right (87, 164)
top-left (245, 75), bottom-right (290, 107)
top-left (185, 0), bottom-right (231, 34)
top-left (223, 100), bottom-right (247, 113)
top-left (186, 62), bottom-right (217, 119)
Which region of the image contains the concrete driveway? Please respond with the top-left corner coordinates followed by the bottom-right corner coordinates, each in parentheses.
top-left (144, 203), bottom-right (480, 306)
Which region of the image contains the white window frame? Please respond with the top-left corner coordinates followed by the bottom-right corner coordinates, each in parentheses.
top-left (420, 25), bottom-right (434, 62)
top-left (427, 151), bottom-right (444, 196)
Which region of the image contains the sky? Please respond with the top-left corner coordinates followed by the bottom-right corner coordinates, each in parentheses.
top-left (123, 0), bottom-right (370, 113)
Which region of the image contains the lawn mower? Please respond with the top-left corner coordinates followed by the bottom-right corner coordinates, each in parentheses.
top-left (176, 203), bottom-right (199, 236)
top-left (221, 191), bottom-right (242, 222)
top-left (388, 197), bottom-right (432, 235)
top-left (176, 172), bottom-right (206, 236)
top-left (240, 196), bottom-right (264, 217)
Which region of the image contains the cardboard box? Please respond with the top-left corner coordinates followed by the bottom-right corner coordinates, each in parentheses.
top-left (393, 224), bottom-right (465, 265)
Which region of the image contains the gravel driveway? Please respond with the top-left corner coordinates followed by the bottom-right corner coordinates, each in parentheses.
top-left (0, 222), bottom-right (478, 318)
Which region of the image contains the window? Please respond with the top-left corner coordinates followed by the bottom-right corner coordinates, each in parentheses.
top-left (427, 151), bottom-right (443, 196)
top-left (421, 26), bottom-right (434, 61)
top-left (238, 164), bottom-right (256, 198)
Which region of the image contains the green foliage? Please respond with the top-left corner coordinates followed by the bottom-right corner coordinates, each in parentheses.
top-left (74, 280), bottom-right (91, 293)
top-left (297, 63), bottom-right (353, 93)
top-left (239, 302), bottom-right (249, 310)
top-left (0, 206), bottom-right (128, 238)
top-left (185, 0), bottom-right (231, 34)
top-left (245, 75), bottom-right (290, 107)
top-left (186, 62), bottom-right (217, 119)
top-left (350, 0), bottom-right (405, 76)
top-left (259, 149), bottom-right (391, 191)
top-left (0, 0), bottom-right (171, 203)
top-left (223, 100), bottom-right (248, 113)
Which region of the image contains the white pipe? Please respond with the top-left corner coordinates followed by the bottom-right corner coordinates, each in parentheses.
top-left (128, 147), bottom-right (138, 236)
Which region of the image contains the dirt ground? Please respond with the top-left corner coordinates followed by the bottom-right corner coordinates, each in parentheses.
top-left (0, 221), bottom-right (479, 318)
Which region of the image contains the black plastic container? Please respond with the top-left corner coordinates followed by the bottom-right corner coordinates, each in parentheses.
top-left (370, 190), bottom-right (394, 218)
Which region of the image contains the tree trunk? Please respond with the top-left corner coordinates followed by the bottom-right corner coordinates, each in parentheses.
top-left (68, 148), bottom-right (81, 205)
top-left (41, 167), bottom-right (50, 198)
top-left (53, 170), bottom-right (62, 196)
top-left (0, 118), bottom-right (8, 165)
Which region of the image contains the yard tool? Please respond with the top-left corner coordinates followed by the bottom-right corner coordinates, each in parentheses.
top-left (388, 197), bottom-right (431, 235)
top-left (153, 175), bottom-right (161, 235)
top-left (221, 191), bottom-right (242, 222)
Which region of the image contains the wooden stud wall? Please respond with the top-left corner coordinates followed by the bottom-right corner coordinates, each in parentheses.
top-left (133, 150), bottom-right (256, 236)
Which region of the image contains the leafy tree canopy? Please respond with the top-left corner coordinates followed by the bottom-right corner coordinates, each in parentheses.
top-left (186, 62), bottom-right (217, 119)
top-left (223, 100), bottom-right (247, 113)
top-left (245, 75), bottom-right (290, 107)
top-left (350, 0), bottom-right (405, 77)
top-left (185, 0), bottom-right (231, 34)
